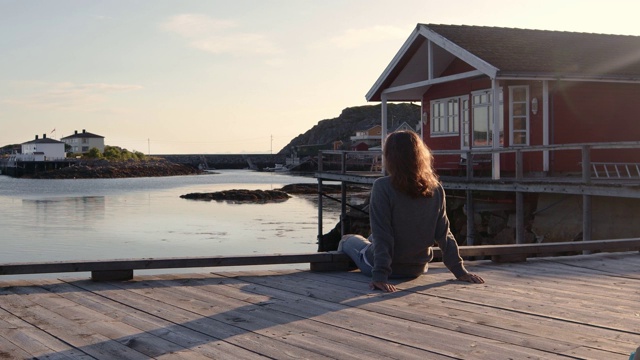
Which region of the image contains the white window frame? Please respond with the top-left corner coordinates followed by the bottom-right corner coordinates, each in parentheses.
top-left (430, 96), bottom-right (463, 137)
top-left (471, 88), bottom-right (504, 148)
top-left (461, 97), bottom-right (471, 149)
top-left (509, 85), bottom-right (530, 146)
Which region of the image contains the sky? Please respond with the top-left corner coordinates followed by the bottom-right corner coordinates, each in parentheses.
top-left (2, 0), bottom-right (640, 154)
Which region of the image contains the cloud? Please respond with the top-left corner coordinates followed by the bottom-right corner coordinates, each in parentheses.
top-left (161, 14), bottom-right (281, 56)
top-left (325, 25), bottom-right (408, 49)
top-left (2, 81), bottom-right (143, 112)
top-left (161, 14), bottom-right (236, 37)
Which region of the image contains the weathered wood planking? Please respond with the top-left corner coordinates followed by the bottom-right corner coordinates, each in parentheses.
top-left (226, 268), bottom-right (635, 359)
top-left (0, 252), bottom-right (638, 359)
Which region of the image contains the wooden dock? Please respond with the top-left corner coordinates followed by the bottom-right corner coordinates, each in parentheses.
top-left (1, 251), bottom-right (638, 359)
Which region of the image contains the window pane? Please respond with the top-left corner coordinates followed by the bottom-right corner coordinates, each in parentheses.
top-left (473, 107), bottom-right (489, 146)
top-left (513, 103), bottom-right (527, 116)
top-left (513, 132), bottom-right (526, 145)
top-left (513, 118), bottom-right (526, 130)
top-left (512, 87), bottom-right (527, 102)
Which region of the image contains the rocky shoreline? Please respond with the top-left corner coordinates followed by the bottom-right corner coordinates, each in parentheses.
top-left (22, 159), bottom-right (201, 179)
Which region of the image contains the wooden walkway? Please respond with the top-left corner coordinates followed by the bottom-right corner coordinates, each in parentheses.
top-left (1, 252), bottom-right (638, 359)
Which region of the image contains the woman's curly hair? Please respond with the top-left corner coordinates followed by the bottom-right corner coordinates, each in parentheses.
top-left (383, 130), bottom-right (440, 198)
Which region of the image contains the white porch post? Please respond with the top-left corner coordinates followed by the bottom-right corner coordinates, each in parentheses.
top-left (491, 78), bottom-right (501, 180)
top-left (381, 94), bottom-right (388, 175)
top-left (542, 80), bottom-right (550, 172)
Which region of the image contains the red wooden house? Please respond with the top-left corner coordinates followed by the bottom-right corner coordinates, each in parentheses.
top-left (366, 24), bottom-right (640, 178)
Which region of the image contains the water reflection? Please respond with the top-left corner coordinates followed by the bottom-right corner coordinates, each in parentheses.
top-left (23, 196), bottom-right (106, 223)
top-left (0, 171), bottom-right (342, 268)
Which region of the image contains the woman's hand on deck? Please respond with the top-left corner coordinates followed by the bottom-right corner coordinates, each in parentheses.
top-left (370, 281), bottom-right (398, 292)
top-left (457, 273), bottom-right (485, 284)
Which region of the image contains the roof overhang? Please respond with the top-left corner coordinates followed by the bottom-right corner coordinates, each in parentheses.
top-left (498, 72), bottom-right (640, 84)
top-left (366, 24), bottom-right (640, 103)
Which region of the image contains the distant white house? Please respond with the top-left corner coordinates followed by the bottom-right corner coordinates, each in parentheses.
top-left (19, 134), bottom-right (66, 161)
top-left (61, 129), bottom-right (105, 154)
top-left (393, 121), bottom-right (416, 133)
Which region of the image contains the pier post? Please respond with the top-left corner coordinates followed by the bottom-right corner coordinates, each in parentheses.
top-left (516, 192), bottom-right (525, 244)
top-left (465, 190), bottom-right (475, 246)
top-left (581, 145), bottom-right (592, 252)
top-left (317, 151), bottom-right (324, 252)
top-left (92, 269), bottom-right (133, 281)
top-left (340, 181), bottom-right (347, 236)
top-left (317, 178), bottom-right (324, 251)
top-left (466, 150), bottom-right (472, 180)
top-left (515, 150), bottom-right (525, 244)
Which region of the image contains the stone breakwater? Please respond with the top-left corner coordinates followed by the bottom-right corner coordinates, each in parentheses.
top-left (23, 159), bottom-right (199, 179)
top-left (157, 154), bottom-right (287, 170)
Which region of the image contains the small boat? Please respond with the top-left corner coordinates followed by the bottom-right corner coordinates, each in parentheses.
top-left (263, 164), bottom-right (288, 172)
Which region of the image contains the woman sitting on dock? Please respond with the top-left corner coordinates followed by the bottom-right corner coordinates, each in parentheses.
top-left (339, 131), bottom-right (484, 292)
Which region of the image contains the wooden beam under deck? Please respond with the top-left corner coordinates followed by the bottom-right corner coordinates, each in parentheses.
top-left (1, 239), bottom-right (639, 281)
top-left (315, 171), bottom-right (640, 198)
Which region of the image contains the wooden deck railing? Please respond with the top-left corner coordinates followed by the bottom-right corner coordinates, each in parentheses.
top-left (319, 141), bottom-right (640, 181)
top-left (1, 239), bottom-right (638, 281)
top-left (316, 142), bottom-right (640, 247)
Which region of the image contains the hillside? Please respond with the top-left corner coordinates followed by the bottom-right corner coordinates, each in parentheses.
top-left (278, 103), bottom-right (421, 155)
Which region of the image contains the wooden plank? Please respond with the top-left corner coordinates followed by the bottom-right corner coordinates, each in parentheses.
top-left (214, 270), bottom-right (573, 359)
top-left (201, 272), bottom-right (587, 356)
top-left (66, 278), bottom-right (332, 360)
top-left (0, 290), bottom-right (149, 359)
top-left (11, 329), bottom-right (95, 359)
top-left (107, 275), bottom-right (392, 360)
top-left (0, 306), bottom-right (92, 359)
top-left (545, 253), bottom-right (640, 279)
top-left (281, 269), bottom-right (636, 352)
top-left (468, 258), bottom-right (640, 305)
top-left (6, 279), bottom-right (222, 359)
top-left (469, 255), bottom-right (640, 301)
top-left (37, 279), bottom-right (268, 360)
top-left (0, 328), bottom-right (78, 360)
top-left (151, 273), bottom-right (449, 360)
top-left (252, 267), bottom-right (637, 357)
top-left (456, 239), bottom-right (640, 258)
top-left (0, 334), bottom-right (33, 359)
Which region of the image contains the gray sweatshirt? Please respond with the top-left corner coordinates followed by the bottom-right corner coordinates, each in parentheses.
top-left (365, 176), bottom-right (468, 282)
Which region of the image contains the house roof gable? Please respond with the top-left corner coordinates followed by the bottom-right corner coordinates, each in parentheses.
top-left (22, 138), bottom-right (64, 145)
top-left (367, 24), bottom-right (640, 101)
top-left (61, 131), bottom-right (105, 139)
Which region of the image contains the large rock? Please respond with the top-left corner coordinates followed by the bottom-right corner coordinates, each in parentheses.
top-left (180, 189), bottom-right (291, 203)
top-left (279, 103), bottom-right (421, 155)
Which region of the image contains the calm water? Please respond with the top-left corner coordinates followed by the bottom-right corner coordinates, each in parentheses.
top-left (0, 170), bottom-right (342, 277)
